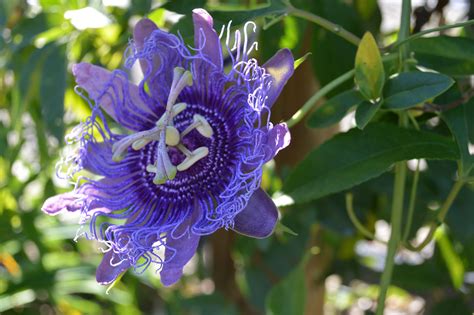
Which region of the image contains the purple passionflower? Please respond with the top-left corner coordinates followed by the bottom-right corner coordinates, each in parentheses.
top-left (42, 8), bottom-right (293, 286)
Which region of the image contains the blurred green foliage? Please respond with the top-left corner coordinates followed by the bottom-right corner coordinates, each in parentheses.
top-left (1, 0), bottom-right (474, 314)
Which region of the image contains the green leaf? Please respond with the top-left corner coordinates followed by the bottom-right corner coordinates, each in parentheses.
top-left (411, 36), bottom-right (474, 76)
top-left (384, 72), bottom-right (454, 110)
top-left (442, 101), bottom-right (474, 177)
top-left (162, 0), bottom-right (206, 15)
top-left (282, 123), bottom-right (459, 204)
top-left (209, 0), bottom-right (289, 29)
top-left (355, 0), bottom-right (378, 20)
top-left (431, 297), bottom-right (472, 315)
top-left (275, 221), bottom-right (298, 236)
top-left (310, 0), bottom-right (362, 97)
top-left (435, 226), bottom-right (465, 289)
top-left (294, 52), bottom-right (311, 70)
top-left (307, 90), bottom-right (364, 128)
top-left (0, 0), bottom-right (20, 27)
top-left (466, 98), bottom-right (474, 144)
top-left (39, 44), bottom-right (67, 141)
top-left (11, 13), bottom-right (49, 51)
top-left (265, 260), bottom-right (306, 315)
top-left (355, 100), bottom-right (382, 129)
top-left (354, 32), bottom-right (385, 100)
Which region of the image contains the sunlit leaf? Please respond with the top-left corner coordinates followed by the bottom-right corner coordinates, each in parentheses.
top-left (355, 32), bottom-right (384, 100)
top-left (435, 226), bottom-right (465, 289)
top-left (294, 52), bottom-right (311, 70)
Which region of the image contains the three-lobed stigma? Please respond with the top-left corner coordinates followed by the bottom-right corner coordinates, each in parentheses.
top-left (110, 67), bottom-right (214, 185)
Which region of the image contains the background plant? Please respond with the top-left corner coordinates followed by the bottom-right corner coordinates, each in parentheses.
top-left (1, 0), bottom-right (474, 314)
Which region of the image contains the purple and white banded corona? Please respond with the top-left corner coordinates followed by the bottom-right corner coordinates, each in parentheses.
top-left (42, 8), bottom-right (294, 286)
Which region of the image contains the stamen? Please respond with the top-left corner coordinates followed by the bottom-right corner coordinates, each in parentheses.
top-left (180, 114), bottom-right (214, 138)
top-left (177, 146), bottom-right (209, 171)
top-left (112, 127), bottom-right (160, 161)
top-left (111, 67), bottom-right (202, 185)
top-left (145, 68), bottom-right (193, 184)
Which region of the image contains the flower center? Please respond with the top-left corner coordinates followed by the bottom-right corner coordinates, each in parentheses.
top-left (111, 67), bottom-right (214, 185)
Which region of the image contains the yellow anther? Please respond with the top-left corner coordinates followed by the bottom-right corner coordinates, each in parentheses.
top-left (181, 114), bottom-right (214, 138)
top-left (193, 114), bottom-right (214, 138)
top-left (182, 70), bottom-right (193, 87)
top-left (132, 138), bottom-right (151, 150)
top-left (146, 164), bottom-right (157, 172)
top-left (112, 151), bottom-right (127, 162)
top-left (172, 102), bottom-right (187, 116)
top-left (177, 146), bottom-right (209, 171)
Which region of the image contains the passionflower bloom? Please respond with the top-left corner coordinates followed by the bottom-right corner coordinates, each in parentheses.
top-left (42, 8), bottom-right (293, 286)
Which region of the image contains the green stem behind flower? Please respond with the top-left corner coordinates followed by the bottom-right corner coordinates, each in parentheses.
top-left (285, 54), bottom-right (397, 128)
top-left (289, 7), bottom-right (361, 46)
top-left (388, 19), bottom-right (474, 50)
top-left (406, 180), bottom-right (465, 252)
top-left (285, 69), bottom-right (354, 128)
top-left (376, 1), bottom-right (411, 314)
top-left (375, 113), bottom-right (408, 315)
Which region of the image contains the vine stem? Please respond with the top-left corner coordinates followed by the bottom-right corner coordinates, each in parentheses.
top-left (288, 7), bottom-right (361, 46)
top-left (375, 115), bottom-right (408, 315)
top-left (388, 19), bottom-right (474, 50)
top-left (284, 53), bottom-right (398, 128)
top-left (406, 179), bottom-right (465, 251)
top-left (376, 1), bottom-right (411, 313)
top-left (345, 193), bottom-right (377, 240)
top-left (285, 69), bottom-right (354, 128)
top-left (402, 114), bottom-right (420, 243)
top-left (402, 159), bottom-right (420, 243)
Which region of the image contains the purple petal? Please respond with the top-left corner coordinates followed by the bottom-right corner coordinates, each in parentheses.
top-left (80, 141), bottom-right (116, 177)
top-left (72, 63), bottom-right (157, 129)
top-left (133, 18), bottom-right (159, 76)
top-left (96, 250), bottom-right (131, 285)
top-left (232, 188), bottom-right (279, 238)
top-left (42, 184), bottom-right (116, 216)
top-left (160, 209), bottom-right (201, 286)
top-left (264, 122), bottom-right (291, 162)
top-left (41, 192), bottom-right (84, 215)
top-left (133, 18), bottom-right (158, 51)
top-left (263, 48), bottom-right (294, 108)
top-left (192, 8), bottom-right (223, 70)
